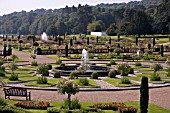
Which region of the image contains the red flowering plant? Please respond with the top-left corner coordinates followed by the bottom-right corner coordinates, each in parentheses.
top-left (92, 102), bottom-right (125, 111)
top-left (14, 101), bottom-right (50, 110)
top-left (118, 105), bottom-right (137, 113)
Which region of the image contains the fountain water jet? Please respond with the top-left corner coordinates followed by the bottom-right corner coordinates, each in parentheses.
top-left (41, 32), bottom-right (48, 41)
top-left (79, 49), bottom-right (90, 71)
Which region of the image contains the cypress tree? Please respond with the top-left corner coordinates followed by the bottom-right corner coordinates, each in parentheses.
top-left (153, 38), bottom-right (155, 46)
top-left (87, 37), bottom-right (89, 45)
top-left (70, 38), bottom-right (73, 46)
top-left (109, 37), bottom-right (111, 45)
top-left (140, 76), bottom-right (149, 113)
top-left (65, 44), bottom-right (68, 57)
top-left (96, 36), bottom-right (98, 43)
top-left (160, 44), bottom-right (164, 57)
top-left (136, 37), bottom-right (138, 45)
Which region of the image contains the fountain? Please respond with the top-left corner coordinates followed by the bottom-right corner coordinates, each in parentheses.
top-left (41, 32), bottom-right (48, 41)
top-left (78, 49), bottom-right (90, 71)
top-left (53, 49), bottom-right (111, 77)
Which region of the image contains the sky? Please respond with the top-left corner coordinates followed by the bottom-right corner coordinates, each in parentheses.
top-left (0, 0), bottom-right (141, 16)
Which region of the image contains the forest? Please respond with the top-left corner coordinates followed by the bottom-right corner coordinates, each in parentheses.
top-left (0, 0), bottom-right (169, 36)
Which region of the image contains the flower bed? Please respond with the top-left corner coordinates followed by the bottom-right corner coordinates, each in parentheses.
top-left (92, 102), bottom-right (125, 111)
top-left (118, 105), bottom-right (137, 113)
top-left (14, 101), bottom-right (50, 110)
top-left (92, 102), bottom-right (137, 113)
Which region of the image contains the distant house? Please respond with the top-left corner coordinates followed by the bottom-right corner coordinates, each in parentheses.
top-left (91, 32), bottom-right (108, 36)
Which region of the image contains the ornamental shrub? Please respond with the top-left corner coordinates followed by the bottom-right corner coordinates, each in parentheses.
top-left (0, 70), bottom-right (5, 76)
top-left (47, 64), bottom-right (52, 70)
top-left (135, 62), bottom-right (142, 66)
top-left (9, 74), bottom-right (18, 81)
top-left (60, 63), bottom-right (65, 66)
top-left (108, 70), bottom-right (116, 78)
top-left (129, 68), bottom-right (134, 74)
top-left (151, 63), bottom-right (163, 74)
top-left (150, 73), bottom-right (161, 81)
top-left (79, 78), bottom-right (89, 86)
top-left (166, 68), bottom-right (170, 77)
top-left (0, 98), bottom-right (7, 106)
top-left (31, 61), bottom-right (38, 66)
top-left (61, 98), bottom-right (81, 110)
top-left (69, 72), bottom-right (78, 79)
top-left (54, 72), bottom-right (61, 78)
top-left (56, 59), bottom-right (62, 65)
top-left (91, 72), bottom-right (98, 79)
top-left (37, 77), bottom-right (48, 84)
top-left (37, 64), bottom-right (49, 76)
top-left (110, 60), bottom-right (116, 65)
top-left (120, 77), bottom-right (131, 84)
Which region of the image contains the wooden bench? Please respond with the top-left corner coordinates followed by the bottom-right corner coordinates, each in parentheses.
top-left (4, 87), bottom-right (31, 100)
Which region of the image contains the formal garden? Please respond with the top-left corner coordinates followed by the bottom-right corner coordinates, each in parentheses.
top-left (0, 33), bottom-right (170, 113)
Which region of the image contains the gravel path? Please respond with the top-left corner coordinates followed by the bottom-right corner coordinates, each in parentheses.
top-left (94, 79), bottom-right (114, 89)
top-left (1, 87), bottom-right (170, 110)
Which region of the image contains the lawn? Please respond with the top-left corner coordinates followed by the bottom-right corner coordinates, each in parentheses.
top-left (103, 78), bottom-right (139, 87)
top-left (74, 79), bottom-right (100, 88)
top-left (4, 100), bottom-right (170, 113)
top-left (24, 78), bottom-right (63, 87)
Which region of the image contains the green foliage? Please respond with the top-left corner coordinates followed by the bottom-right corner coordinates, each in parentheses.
top-left (151, 63), bottom-right (163, 73)
top-left (0, 105), bottom-right (29, 113)
top-left (135, 62), bottom-right (142, 66)
top-left (60, 63), bottom-right (65, 66)
top-left (166, 68), bottom-right (170, 77)
top-left (150, 73), bottom-right (161, 81)
top-left (10, 54), bottom-right (18, 62)
top-left (61, 98), bottom-right (81, 110)
top-left (57, 79), bottom-right (79, 109)
top-left (46, 24), bottom-right (57, 36)
top-left (37, 64), bottom-right (49, 76)
top-left (120, 77), bottom-right (131, 84)
top-left (140, 76), bottom-right (149, 113)
top-left (47, 64), bottom-right (52, 70)
top-left (54, 72), bottom-right (61, 78)
top-left (56, 59), bottom-right (62, 65)
top-left (8, 63), bottom-right (18, 75)
top-left (9, 74), bottom-right (18, 81)
top-left (0, 98), bottom-right (7, 106)
top-left (79, 78), bottom-right (89, 86)
top-left (87, 20), bottom-right (105, 32)
top-left (110, 60), bottom-right (116, 65)
top-left (114, 48), bottom-right (122, 55)
top-left (31, 61), bottom-right (38, 66)
top-left (0, 70), bottom-right (5, 76)
top-left (0, 60), bottom-right (4, 66)
top-left (47, 107), bottom-right (60, 113)
top-left (129, 68), bottom-right (134, 74)
top-left (69, 72), bottom-right (78, 79)
top-left (37, 76), bottom-right (48, 84)
top-left (108, 70), bottom-right (116, 78)
top-left (106, 24), bottom-right (117, 36)
top-left (117, 63), bottom-right (130, 76)
top-left (91, 72), bottom-right (98, 79)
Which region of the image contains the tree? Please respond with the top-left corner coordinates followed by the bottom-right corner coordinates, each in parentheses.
top-left (46, 25), bottom-right (57, 36)
top-left (57, 79), bottom-right (79, 110)
top-left (130, 10), bottom-right (153, 37)
top-left (140, 76), bottom-right (149, 113)
top-left (106, 24), bottom-right (117, 36)
top-left (87, 20), bottom-right (105, 32)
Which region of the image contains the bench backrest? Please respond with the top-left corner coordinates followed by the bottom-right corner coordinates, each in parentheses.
top-left (4, 87), bottom-right (27, 96)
